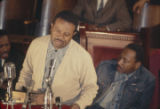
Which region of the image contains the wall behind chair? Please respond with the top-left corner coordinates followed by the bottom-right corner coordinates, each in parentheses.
top-left (3, 0), bottom-right (77, 35)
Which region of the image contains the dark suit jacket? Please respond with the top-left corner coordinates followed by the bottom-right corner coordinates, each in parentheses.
top-left (89, 60), bottom-right (155, 109)
top-left (73, 0), bottom-right (132, 31)
top-left (0, 47), bottom-right (24, 100)
top-left (6, 47), bottom-right (25, 89)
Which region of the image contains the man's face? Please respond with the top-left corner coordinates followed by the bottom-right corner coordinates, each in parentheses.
top-left (117, 48), bottom-right (141, 74)
top-left (50, 18), bottom-right (76, 49)
top-left (0, 35), bottom-right (11, 59)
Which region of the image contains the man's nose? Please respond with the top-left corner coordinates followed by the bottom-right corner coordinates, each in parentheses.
top-left (58, 35), bottom-right (64, 39)
top-left (58, 33), bottom-right (65, 39)
top-left (117, 59), bottom-right (122, 66)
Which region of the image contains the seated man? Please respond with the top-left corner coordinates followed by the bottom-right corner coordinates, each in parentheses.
top-left (16, 11), bottom-right (98, 109)
top-left (0, 30), bottom-right (24, 99)
top-left (88, 43), bottom-right (155, 109)
top-left (72, 0), bottom-right (132, 32)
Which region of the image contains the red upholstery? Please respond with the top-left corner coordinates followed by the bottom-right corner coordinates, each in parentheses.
top-left (0, 103), bottom-right (70, 109)
top-left (93, 46), bottom-right (122, 67)
top-left (149, 49), bottom-right (160, 109)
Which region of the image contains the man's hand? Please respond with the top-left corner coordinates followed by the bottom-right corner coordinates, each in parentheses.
top-left (70, 104), bottom-right (80, 109)
top-left (87, 24), bottom-right (107, 31)
top-left (87, 24), bottom-right (98, 31)
top-left (133, 0), bottom-right (149, 14)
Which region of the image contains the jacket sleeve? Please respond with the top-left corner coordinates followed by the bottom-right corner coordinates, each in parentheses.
top-left (134, 78), bottom-right (155, 109)
top-left (107, 0), bottom-right (132, 31)
top-left (75, 54), bottom-right (98, 109)
top-left (95, 61), bottom-right (107, 99)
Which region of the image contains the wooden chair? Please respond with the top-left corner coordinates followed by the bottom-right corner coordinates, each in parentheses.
top-left (140, 24), bottom-right (160, 109)
top-left (79, 25), bottom-right (139, 67)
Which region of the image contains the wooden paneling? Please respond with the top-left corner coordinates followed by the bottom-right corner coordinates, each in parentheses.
top-left (6, 0), bottom-right (35, 20)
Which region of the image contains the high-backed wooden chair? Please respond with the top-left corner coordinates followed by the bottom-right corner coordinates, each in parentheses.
top-left (140, 24), bottom-right (160, 109)
top-left (79, 25), bottom-right (139, 67)
top-left (133, 4), bottom-right (160, 108)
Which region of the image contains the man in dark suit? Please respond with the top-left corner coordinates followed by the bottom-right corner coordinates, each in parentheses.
top-left (73, 0), bottom-right (132, 32)
top-left (0, 30), bottom-right (24, 100)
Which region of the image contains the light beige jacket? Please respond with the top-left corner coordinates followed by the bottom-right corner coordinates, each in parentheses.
top-left (16, 35), bottom-right (98, 109)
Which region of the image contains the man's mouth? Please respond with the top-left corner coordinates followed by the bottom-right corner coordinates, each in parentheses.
top-left (54, 39), bottom-right (64, 43)
top-left (117, 65), bottom-right (122, 72)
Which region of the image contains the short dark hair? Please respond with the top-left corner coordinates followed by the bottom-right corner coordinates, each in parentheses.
top-left (125, 43), bottom-right (144, 63)
top-left (52, 10), bottom-right (78, 31)
top-left (0, 30), bottom-right (7, 38)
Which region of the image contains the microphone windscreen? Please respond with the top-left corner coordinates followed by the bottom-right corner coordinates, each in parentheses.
top-left (3, 62), bottom-right (16, 79)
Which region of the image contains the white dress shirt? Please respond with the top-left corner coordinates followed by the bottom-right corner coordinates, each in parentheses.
top-left (97, 0), bottom-right (108, 10)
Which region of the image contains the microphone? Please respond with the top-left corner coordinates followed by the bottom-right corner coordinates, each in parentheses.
top-left (44, 59), bottom-right (56, 109)
top-left (3, 62), bottom-right (16, 80)
top-left (22, 80), bottom-right (35, 109)
top-left (2, 62), bottom-right (16, 101)
top-left (55, 97), bottom-right (62, 109)
top-left (50, 59), bottom-right (56, 77)
top-left (47, 59), bottom-right (54, 78)
top-left (46, 59), bottom-right (56, 84)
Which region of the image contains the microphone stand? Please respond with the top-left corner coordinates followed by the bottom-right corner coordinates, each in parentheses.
top-left (44, 78), bottom-right (53, 109)
top-left (3, 62), bottom-right (16, 109)
top-left (44, 59), bottom-right (56, 109)
top-left (7, 79), bottom-right (12, 102)
top-left (22, 80), bottom-right (34, 109)
top-left (6, 79), bottom-right (14, 109)
top-left (55, 97), bottom-right (62, 109)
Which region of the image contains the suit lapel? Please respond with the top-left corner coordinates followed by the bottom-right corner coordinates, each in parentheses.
top-left (88, 0), bottom-right (98, 19)
top-left (97, 0), bottom-right (113, 17)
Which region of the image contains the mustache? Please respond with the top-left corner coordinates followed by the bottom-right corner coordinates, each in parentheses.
top-left (54, 38), bottom-right (64, 42)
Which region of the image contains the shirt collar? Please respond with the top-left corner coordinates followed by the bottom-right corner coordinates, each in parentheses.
top-left (115, 70), bottom-right (137, 82)
top-left (97, 0), bottom-right (108, 10)
top-left (0, 59), bottom-right (5, 66)
top-left (49, 40), bottom-right (69, 51)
